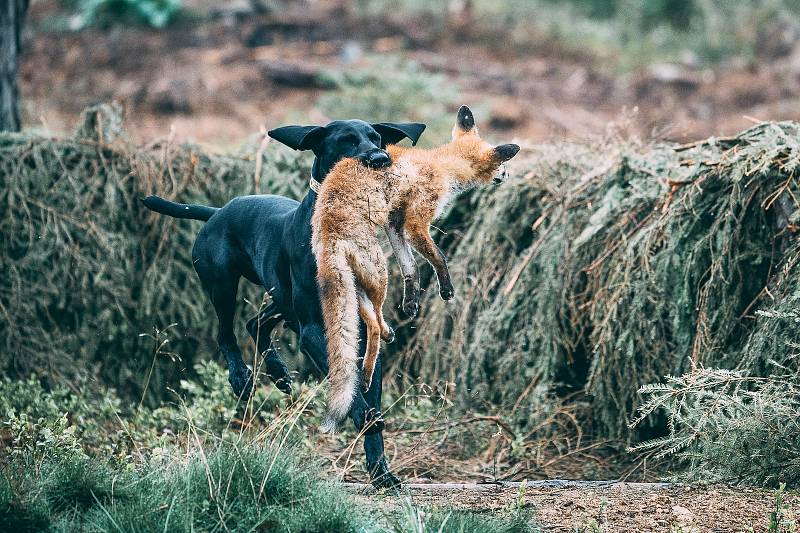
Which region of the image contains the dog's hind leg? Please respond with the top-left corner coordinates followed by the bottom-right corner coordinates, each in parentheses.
top-left (195, 263), bottom-right (254, 399)
top-left (213, 279), bottom-right (255, 399)
top-left (245, 304), bottom-right (292, 394)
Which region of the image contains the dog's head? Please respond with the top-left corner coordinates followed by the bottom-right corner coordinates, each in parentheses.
top-left (268, 119), bottom-right (426, 180)
top-left (450, 105), bottom-right (520, 185)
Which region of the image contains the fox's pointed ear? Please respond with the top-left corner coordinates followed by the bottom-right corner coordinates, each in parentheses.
top-left (493, 143), bottom-right (520, 162)
top-left (455, 105), bottom-right (476, 133)
top-left (372, 122), bottom-right (426, 147)
top-left (268, 125), bottom-right (328, 151)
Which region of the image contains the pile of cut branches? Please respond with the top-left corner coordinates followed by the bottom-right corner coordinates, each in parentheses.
top-left (0, 105), bottom-right (308, 401)
top-left (397, 121), bottom-right (800, 440)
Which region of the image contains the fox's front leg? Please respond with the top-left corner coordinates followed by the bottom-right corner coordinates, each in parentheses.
top-left (385, 210), bottom-right (420, 317)
top-left (405, 221), bottom-right (455, 302)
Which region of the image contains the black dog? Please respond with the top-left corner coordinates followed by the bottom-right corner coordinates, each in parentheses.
top-left (142, 119), bottom-right (425, 488)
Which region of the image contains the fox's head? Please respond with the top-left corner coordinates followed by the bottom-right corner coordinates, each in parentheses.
top-left (449, 105), bottom-right (520, 185)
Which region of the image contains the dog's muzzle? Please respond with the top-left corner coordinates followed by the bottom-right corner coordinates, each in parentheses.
top-left (361, 150), bottom-right (392, 169)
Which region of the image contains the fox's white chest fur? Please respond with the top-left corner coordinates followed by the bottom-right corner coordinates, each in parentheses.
top-left (435, 185), bottom-right (456, 217)
top-left (391, 156), bottom-right (456, 218)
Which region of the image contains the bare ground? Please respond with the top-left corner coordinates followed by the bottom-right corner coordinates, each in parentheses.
top-left (350, 481), bottom-right (800, 532)
top-left (20, 1), bottom-right (800, 148)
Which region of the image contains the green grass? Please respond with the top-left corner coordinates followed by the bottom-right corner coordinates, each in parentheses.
top-left (0, 436), bottom-right (541, 532)
top-left (317, 56), bottom-right (458, 144)
top-left (0, 443), bottom-right (369, 532)
top-left (394, 505), bottom-right (538, 533)
top-left (0, 364), bottom-right (541, 532)
top-left (357, 0), bottom-right (800, 69)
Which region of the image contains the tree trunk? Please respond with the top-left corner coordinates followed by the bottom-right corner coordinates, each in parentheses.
top-left (0, 0), bottom-right (29, 132)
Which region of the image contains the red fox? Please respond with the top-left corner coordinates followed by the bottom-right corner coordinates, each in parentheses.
top-left (312, 106), bottom-right (520, 431)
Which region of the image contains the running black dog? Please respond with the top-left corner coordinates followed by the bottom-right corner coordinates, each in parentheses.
top-left (142, 119), bottom-right (425, 488)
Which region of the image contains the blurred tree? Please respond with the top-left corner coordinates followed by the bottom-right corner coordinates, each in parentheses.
top-left (560, 0), bottom-right (694, 29)
top-left (0, 0), bottom-right (29, 132)
top-left (76, 0), bottom-right (182, 29)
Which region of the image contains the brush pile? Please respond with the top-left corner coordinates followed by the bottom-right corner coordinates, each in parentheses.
top-left (398, 121), bottom-right (800, 440)
top-left (0, 105), bottom-right (308, 401)
top-left (5, 105), bottom-right (800, 447)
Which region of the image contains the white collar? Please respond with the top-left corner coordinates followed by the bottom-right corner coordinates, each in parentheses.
top-left (309, 174), bottom-right (321, 194)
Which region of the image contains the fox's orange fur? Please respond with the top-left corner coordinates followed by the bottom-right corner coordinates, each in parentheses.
top-left (312, 106), bottom-right (520, 431)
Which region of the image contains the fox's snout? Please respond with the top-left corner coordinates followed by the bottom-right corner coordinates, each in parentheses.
top-left (493, 165), bottom-right (508, 184)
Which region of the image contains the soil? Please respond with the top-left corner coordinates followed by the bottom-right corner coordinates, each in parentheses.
top-left (20, 1), bottom-right (800, 150)
top-left (350, 481), bottom-right (800, 532)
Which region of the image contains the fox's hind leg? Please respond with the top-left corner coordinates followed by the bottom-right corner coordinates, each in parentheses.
top-left (349, 243), bottom-right (393, 391)
top-left (349, 242), bottom-right (393, 341)
top-left (357, 291), bottom-right (382, 393)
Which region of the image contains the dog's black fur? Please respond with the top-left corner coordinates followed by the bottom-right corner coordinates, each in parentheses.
top-left (142, 119), bottom-right (425, 488)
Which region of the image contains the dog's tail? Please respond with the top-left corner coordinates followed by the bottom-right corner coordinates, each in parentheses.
top-left (140, 195), bottom-right (219, 222)
top-left (316, 241), bottom-right (361, 433)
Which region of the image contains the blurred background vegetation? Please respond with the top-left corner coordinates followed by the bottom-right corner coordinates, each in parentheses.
top-left (3, 2), bottom-right (800, 526)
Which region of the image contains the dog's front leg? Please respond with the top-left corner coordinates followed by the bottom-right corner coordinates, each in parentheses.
top-left (298, 321), bottom-right (384, 434)
top-left (385, 211), bottom-right (420, 318)
top-left (361, 348), bottom-right (401, 489)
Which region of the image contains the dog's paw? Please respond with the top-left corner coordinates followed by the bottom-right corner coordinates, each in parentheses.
top-left (363, 408), bottom-right (385, 434)
top-left (272, 376), bottom-right (293, 395)
top-left (401, 298), bottom-right (419, 318)
top-left (439, 285), bottom-right (455, 301)
top-left (264, 355), bottom-right (292, 395)
top-left (369, 461), bottom-right (402, 490)
top-left (229, 366), bottom-right (254, 400)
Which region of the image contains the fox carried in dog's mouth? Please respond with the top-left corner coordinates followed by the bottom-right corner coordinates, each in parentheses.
top-left (312, 105), bottom-right (520, 431)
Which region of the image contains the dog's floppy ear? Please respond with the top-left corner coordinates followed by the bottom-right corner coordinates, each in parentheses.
top-left (268, 125), bottom-right (328, 151)
top-left (372, 122), bottom-right (426, 147)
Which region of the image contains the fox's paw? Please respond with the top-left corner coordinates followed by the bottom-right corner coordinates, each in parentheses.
top-left (381, 324), bottom-right (395, 344)
top-left (272, 376), bottom-right (293, 395)
top-left (401, 298), bottom-right (419, 318)
top-left (440, 284), bottom-right (455, 301)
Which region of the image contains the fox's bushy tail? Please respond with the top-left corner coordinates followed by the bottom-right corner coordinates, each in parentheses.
top-left (316, 242), bottom-right (360, 433)
top-left (140, 195), bottom-right (219, 222)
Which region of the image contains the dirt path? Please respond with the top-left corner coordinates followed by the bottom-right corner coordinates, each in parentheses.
top-left (348, 481), bottom-right (799, 532)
